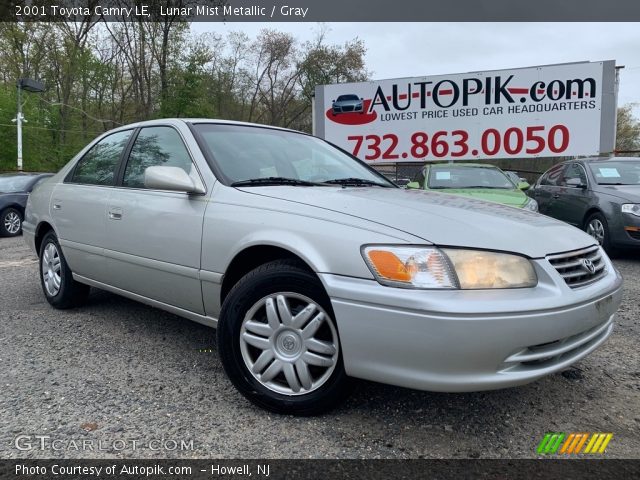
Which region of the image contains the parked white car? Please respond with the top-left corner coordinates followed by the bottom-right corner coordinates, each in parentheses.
top-left (24, 119), bottom-right (622, 414)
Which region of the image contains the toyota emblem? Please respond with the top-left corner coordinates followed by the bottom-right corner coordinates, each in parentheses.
top-left (582, 258), bottom-right (596, 274)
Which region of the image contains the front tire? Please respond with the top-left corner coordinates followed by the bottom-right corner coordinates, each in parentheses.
top-left (217, 259), bottom-right (351, 415)
top-left (1, 207), bottom-right (22, 237)
top-left (39, 231), bottom-right (90, 309)
top-left (585, 212), bottom-right (614, 254)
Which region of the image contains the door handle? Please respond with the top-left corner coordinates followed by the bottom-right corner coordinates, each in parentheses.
top-left (108, 207), bottom-right (123, 220)
top-left (552, 194), bottom-right (560, 199)
top-left (52, 203), bottom-right (61, 210)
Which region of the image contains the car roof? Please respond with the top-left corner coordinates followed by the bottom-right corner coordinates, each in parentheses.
top-left (93, 118), bottom-right (308, 144)
top-left (572, 156), bottom-right (639, 164)
top-left (427, 163), bottom-right (500, 169)
top-left (108, 118), bottom-right (302, 134)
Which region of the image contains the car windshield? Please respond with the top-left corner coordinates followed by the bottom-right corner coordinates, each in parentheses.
top-left (193, 124), bottom-right (393, 186)
top-left (588, 161), bottom-right (640, 185)
top-left (336, 95), bottom-right (359, 101)
top-left (0, 175), bottom-right (34, 193)
top-left (427, 166), bottom-right (515, 189)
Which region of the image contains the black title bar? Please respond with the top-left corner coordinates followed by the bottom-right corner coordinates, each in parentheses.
top-left (3, 0), bottom-right (640, 22)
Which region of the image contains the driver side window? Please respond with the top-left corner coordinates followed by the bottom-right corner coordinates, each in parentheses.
top-left (122, 127), bottom-right (195, 189)
top-left (562, 164), bottom-right (587, 186)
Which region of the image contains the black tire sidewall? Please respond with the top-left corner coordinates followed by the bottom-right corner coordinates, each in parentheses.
top-left (1, 208), bottom-right (22, 237)
top-left (217, 261), bottom-right (350, 415)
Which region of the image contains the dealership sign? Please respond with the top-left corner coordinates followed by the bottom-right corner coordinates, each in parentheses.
top-left (314, 61), bottom-right (617, 162)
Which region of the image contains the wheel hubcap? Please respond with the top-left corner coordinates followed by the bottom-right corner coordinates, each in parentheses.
top-left (42, 242), bottom-right (61, 297)
top-left (4, 212), bottom-right (20, 234)
top-left (587, 219), bottom-right (605, 245)
top-left (239, 292), bottom-right (339, 396)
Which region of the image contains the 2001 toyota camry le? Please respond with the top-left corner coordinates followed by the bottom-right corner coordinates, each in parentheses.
top-left (24, 119), bottom-right (623, 415)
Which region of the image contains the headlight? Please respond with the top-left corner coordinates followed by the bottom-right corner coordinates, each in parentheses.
top-left (622, 204), bottom-right (640, 217)
top-left (362, 246), bottom-right (537, 289)
top-left (522, 197), bottom-right (538, 212)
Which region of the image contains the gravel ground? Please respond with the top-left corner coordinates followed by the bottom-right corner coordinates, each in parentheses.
top-left (0, 235), bottom-right (638, 459)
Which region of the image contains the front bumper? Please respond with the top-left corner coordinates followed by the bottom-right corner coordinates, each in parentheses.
top-left (319, 253), bottom-right (623, 392)
top-left (611, 212), bottom-right (640, 247)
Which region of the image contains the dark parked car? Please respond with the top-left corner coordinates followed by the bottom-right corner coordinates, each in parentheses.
top-left (529, 157), bottom-right (640, 252)
top-left (331, 94), bottom-right (364, 115)
top-left (0, 173), bottom-right (53, 237)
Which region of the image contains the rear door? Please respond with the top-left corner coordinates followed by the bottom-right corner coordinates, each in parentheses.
top-left (51, 129), bottom-right (133, 280)
top-left (103, 125), bottom-right (209, 314)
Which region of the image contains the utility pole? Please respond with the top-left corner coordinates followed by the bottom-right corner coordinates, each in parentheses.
top-left (16, 85), bottom-right (24, 171)
top-left (14, 78), bottom-right (46, 171)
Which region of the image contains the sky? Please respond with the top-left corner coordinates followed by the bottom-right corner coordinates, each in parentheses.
top-left (192, 22), bottom-right (640, 116)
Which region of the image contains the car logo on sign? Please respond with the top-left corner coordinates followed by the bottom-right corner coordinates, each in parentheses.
top-left (582, 258), bottom-right (596, 274)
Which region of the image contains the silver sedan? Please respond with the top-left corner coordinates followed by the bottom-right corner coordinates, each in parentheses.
top-left (24, 119), bottom-right (623, 414)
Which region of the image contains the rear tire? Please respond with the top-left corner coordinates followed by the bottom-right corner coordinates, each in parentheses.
top-left (1, 207), bottom-right (22, 237)
top-left (217, 259), bottom-right (351, 415)
top-left (39, 231), bottom-right (90, 309)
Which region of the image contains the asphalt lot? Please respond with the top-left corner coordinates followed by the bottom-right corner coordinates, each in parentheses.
top-left (0, 235), bottom-right (638, 459)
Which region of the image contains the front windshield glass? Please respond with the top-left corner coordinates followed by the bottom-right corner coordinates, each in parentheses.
top-left (193, 124), bottom-right (393, 186)
top-left (588, 161), bottom-right (640, 185)
top-left (0, 175), bottom-right (33, 193)
top-left (427, 166), bottom-right (515, 189)
top-left (337, 95), bottom-right (359, 101)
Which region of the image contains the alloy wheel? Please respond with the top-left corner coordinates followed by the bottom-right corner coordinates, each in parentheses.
top-left (4, 211), bottom-right (21, 234)
top-left (42, 242), bottom-right (62, 296)
top-left (239, 292), bottom-right (339, 396)
top-left (586, 219), bottom-right (605, 245)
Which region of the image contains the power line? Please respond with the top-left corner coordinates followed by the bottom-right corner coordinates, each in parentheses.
top-left (37, 97), bottom-right (124, 126)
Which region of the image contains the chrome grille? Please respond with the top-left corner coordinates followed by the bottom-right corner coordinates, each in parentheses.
top-left (547, 245), bottom-right (606, 288)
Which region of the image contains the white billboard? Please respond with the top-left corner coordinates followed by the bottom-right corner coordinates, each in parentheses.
top-left (314, 61), bottom-right (617, 162)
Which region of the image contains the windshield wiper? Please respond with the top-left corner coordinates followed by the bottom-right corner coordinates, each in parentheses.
top-left (598, 182), bottom-right (627, 185)
top-left (323, 177), bottom-right (392, 187)
top-left (231, 177), bottom-right (327, 187)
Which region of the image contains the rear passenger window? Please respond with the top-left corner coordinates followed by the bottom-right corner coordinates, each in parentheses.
top-left (122, 127), bottom-right (194, 189)
top-left (70, 130), bottom-right (132, 185)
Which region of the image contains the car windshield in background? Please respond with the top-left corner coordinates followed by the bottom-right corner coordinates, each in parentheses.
top-left (193, 124), bottom-right (393, 186)
top-left (427, 166), bottom-right (515, 189)
top-left (0, 175), bottom-right (33, 193)
top-left (589, 161), bottom-right (640, 185)
top-left (337, 95), bottom-right (360, 101)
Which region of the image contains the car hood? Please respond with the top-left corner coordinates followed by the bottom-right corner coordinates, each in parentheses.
top-left (239, 186), bottom-right (596, 258)
top-left (426, 188), bottom-right (527, 207)
top-left (594, 184), bottom-right (640, 202)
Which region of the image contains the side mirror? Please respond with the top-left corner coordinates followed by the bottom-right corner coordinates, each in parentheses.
top-left (565, 178), bottom-right (586, 189)
top-left (360, 97), bottom-right (364, 101)
top-left (332, 99), bottom-right (335, 103)
top-left (144, 166), bottom-right (204, 194)
top-left (406, 181), bottom-right (421, 189)
top-left (517, 181), bottom-right (530, 191)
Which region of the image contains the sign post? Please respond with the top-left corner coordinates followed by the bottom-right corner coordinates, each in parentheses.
top-left (14, 78), bottom-right (46, 171)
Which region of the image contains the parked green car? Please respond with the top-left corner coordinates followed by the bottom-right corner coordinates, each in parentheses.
top-left (407, 163), bottom-right (538, 211)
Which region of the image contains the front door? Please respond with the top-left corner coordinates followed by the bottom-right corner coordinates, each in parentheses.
top-left (552, 163), bottom-right (592, 227)
top-left (103, 125), bottom-right (208, 314)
